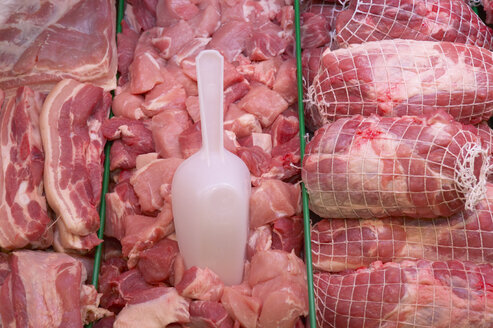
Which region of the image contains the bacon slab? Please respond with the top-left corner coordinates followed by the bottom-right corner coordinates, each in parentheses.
top-left (41, 79), bottom-right (111, 251)
top-left (0, 87), bottom-right (52, 250)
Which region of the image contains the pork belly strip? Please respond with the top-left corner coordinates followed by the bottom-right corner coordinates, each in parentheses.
top-left (0, 87), bottom-right (52, 250)
top-left (41, 79), bottom-right (111, 251)
top-left (0, 250), bottom-right (110, 327)
top-left (0, 0), bottom-right (117, 93)
top-left (312, 182), bottom-right (493, 272)
top-left (314, 260), bottom-right (493, 328)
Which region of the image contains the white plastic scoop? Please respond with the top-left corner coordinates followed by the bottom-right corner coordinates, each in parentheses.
top-left (171, 50), bottom-right (251, 286)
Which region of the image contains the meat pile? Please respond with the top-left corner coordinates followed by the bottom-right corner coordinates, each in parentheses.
top-left (301, 0), bottom-right (493, 327)
top-left (96, 0), bottom-right (309, 326)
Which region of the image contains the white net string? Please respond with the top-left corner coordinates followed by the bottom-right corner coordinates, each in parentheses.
top-left (311, 183), bottom-right (493, 272)
top-left (334, 0), bottom-right (493, 49)
top-left (313, 260), bottom-right (493, 327)
top-left (307, 39), bottom-right (493, 129)
top-left (301, 112), bottom-right (490, 219)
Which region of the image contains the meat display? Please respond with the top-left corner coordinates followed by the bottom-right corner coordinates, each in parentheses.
top-left (312, 182), bottom-right (493, 272)
top-left (0, 250), bottom-right (110, 327)
top-left (335, 0), bottom-right (493, 48)
top-left (314, 260), bottom-right (493, 328)
top-left (302, 111), bottom-right (489, 219)
top-left (0, 87), bottom-right (52, 250)
top-left (307, 39), bottom-right (493, 128)
top-left (40, 79), bottom-right (111, 252)
top-left (0, 0), bottom-right (117, 94)
top-left (95, 0), bottom-right (308, 325)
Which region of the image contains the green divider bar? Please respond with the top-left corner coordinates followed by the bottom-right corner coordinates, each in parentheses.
top-left (86, 1), bottom-right (124, 327)
top-left (294, 0), bottom-right (317, 326)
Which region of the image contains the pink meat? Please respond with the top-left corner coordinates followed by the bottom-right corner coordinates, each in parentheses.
top-left (176, 267), bottom-right (224, 302)
top-left (311, 182), bottom-right (493, 272)
top-left (238, 84), bottom-right (289, 127)
top-left (247, 225), bottom-right (273, 260)
top-left (300, 1), bottom-right (343, 50)
top-left (268, 108), bottom-right (299, 147)
top-left (249, 179), bottom-right (301, 228)
top-left (129, 53), bottom-right (165, 94)
top-left (137, 237), bottom-right (179, 283)
top-left (121, 205), bottom-right (175, 267)
top-left (486, 0), bottom-right (493, 25)
top-left (105, 180), bottom-right (141, 240)
top-left (0, 253), bottom-right (9, 286)
top-left (0, 251), bottom-right (109, 327)
top-left (271, 216), bottom-right (303, 255)
top-left (302, 111), bottom-right (486, 219)
top-left (142, 82), bottom-right (187, 117)
top-left (272, 58), bottom-right (298, 105)
top-left (102, 117), bottom-right (155, 170)
top-left (220, 287), bottom-right (261, 328)
top-left (41, 79), bottom-right (111, 251)
top-left (309, 39), bottom-right (493, 127)
top-left (130, 158), bottom-right (183, 213)
top-left (207, 20), bottom-right (253, 62)
top-left (156, 0), bottom-right (200, 27)
top-left (314, 260), bottom-right (493, 328)
top-left (152, 20), bottom-right (194, 60)
top-left (237, 57), bottom-right (281, 88)
top-left (0, 87), bottom-right (52, 250)
top-left (189, 301), bottom-right (235, 327)
top-left (336, 0), bottom-right (493, 49)
top-left (248, 250), bottom-right (308, 328)
top-left (152, 108), bottom-right (192, 158)
top-left (0, 0), bottom-right (117, 93)
top-left (188, 1), bottom-right (221, 37)
top-left (127, 0), bottom-right (157, 30)
top-left (112, 90), bottom-right (145, 120)
top-left (113, 287), bottom-right (190, 327)
top-left (245, 21), bottom-right (289, 61)
top-left (224, 104), bottom-right (262, 138)
top-left (118, 20), bottom-right (140, 77)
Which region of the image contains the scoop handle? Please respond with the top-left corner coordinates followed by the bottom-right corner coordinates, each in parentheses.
top-left (196, 50), bottom-right (224, 159)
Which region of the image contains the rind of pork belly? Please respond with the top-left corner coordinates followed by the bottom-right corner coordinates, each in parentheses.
top-left (335, 0), bottom-right (493, 49)
top-left (0, 250), bottom-right (110, 327)
top-left (302, 111), bottom-right (485, 219)
top-left (308, 39), bottom-right (493, 128)
top-left (314, 260), bottom-right (493, 328)
top-left (41, 79), bottom-right (111, 251)
top-left (312, 182), bottom-right (493, 272)
top-left (0, 87), bottom-right (53, 250)
top-left (0, 0), bottom-right (117, 93)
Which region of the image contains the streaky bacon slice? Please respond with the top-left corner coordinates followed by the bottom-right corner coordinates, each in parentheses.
top-left (0, 87), bottom-right (53, 250)
top-left (40, 79), bottom-right (111, 251)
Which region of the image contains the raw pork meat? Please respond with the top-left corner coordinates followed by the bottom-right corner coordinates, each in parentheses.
top-left (312, 182), bottom-right (493, 272)
top-left (0, 250), bottom-right (110, 327)
top-left (314, 260), bottom-right (493, 327)
top-left (335, 0), bottom-right (493, 49)
top-left (113, 287), bottom-right (190, 327)
top-left (308, 39), bottom-right (493, 127)
top-left (40, 79), bottom-right (111, 251)
top-left (0, 0), bottom-right (117, 93)
top-left (0, 87), bottom-right (52, 250)
top-left (302, 111), bottom-right (488, 219)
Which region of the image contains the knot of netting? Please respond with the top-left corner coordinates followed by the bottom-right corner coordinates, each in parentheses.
top-left (455, 141), bottom-right (489, 210)
top-left (469, 0), bottom-right (482, 7)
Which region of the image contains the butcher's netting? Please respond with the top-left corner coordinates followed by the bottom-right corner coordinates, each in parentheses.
top-left (306, 39), bottom-right (493, 129)
top-left (311, 183), bottom-right (493, 272)
top-left (302, 112), bottom-right (490, 219)
top-left (335, 0), bottom-right (493, 49)
top-left (314, 260), bottom-right (493, 328)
